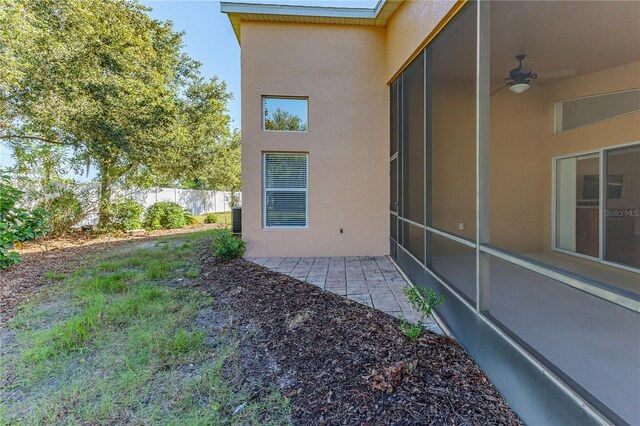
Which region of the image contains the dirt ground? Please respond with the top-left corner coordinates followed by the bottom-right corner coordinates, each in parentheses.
top-left (0, 224), bottom-right (220, 325)
top-left (200, 252), bottom-right (523, 425)
top-left (2, 229), bottom-right (523, 424)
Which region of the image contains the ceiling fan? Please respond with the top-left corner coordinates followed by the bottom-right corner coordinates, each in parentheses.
top-left (505, 54), bottom-right (537, 93)
top-left (491, 54), bottom-right (537, 95)
top-left (491, 54), bottom-right (577, 96)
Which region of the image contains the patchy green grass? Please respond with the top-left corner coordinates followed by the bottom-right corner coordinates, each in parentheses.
top-left (185, 265), bottom-right (200, 279)
top-left (43, 271), bottom-right (66, 281)
top-left (1, 230), bottom-right (290, 425)
top-left (194, 211), bottom-right (231, 226)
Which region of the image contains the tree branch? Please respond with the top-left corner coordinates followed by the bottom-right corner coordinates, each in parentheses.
top-left (0, 134), bottom-right (67, 145)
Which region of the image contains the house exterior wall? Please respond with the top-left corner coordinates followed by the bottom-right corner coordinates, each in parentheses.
top-left (385, 0), bottom-right (458, 82)
top-left (231, 0), bottom-right (639, 423)
top-left (240, 21), bottom-right (389, 257)
top-left (239, 0), bottom-right (463, 258)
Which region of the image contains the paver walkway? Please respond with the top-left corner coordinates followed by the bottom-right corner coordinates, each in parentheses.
top-left (246, 256), bottom-right (448, 335)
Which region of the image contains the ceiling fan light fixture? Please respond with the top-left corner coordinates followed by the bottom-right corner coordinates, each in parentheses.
top-left (509, 82), bottom-right (530, 94)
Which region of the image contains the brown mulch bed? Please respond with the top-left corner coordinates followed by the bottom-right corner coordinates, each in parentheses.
top-left (0, 224), bottom-right (220, 325)
top-left (200, 255), bottom-right (523, 425)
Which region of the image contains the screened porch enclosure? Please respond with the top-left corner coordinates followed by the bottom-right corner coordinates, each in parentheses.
top-left (389, 1), bottom-right (640, 424)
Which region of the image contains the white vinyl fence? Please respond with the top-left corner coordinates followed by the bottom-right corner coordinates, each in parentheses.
top-left (81, 187), bottom-right (241, 227)
top-left (16, 181), bottom-right (240, 227)
top-left (121, 187), bottom-right (240, 216)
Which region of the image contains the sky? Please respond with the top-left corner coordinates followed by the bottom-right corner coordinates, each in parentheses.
top-left (142, 0), bottom-right (379, 127)
top-left (143, 1), bottom-right (242, 128)
top-left (1, 0), bottom-right (379, 179)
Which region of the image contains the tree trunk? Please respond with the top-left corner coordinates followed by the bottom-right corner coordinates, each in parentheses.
top-left (98, 163), bottom-right (112, 228)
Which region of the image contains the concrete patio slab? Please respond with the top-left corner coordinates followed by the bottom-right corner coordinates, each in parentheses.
top-left (246, 256), bottom-right (449, 336)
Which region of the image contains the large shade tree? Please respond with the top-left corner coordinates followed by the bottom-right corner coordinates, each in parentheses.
top-left (0, 0), bottom-right (238, 225)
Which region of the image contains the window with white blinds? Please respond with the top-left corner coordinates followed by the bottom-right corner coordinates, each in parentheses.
top-left (264, 153), bottom-right (308, 228)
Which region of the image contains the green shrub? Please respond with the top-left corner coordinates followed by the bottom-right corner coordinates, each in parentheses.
top-left (402, 286), bottom-right (444, 336)
top-left (204, 213), bottom-right (217, 224)
top-left (0, 175), bottom-right (49, 269)
top-left (211, 229), bottom-right (245, 260)
top-left (39, 191), bottom-right (84, 237)
top-left (143, 202), bottom-right (186, 230)
top-left (184, 211), bottom-right (199, 225)
top-left (109, 199), bottom-right (143, 230)
top-left (399, 320), bottom-right (423, 340)
top-left (403, 286), bottom-right (444, 319)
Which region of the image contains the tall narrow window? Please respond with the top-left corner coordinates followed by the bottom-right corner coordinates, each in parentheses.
top-left (264, 153), bottom-right (308, 228)
top-left (555, 153), bottom-right (600, 257)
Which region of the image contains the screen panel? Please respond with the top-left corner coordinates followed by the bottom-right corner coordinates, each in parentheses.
top-left (401, 51), bottom-right (425, 225)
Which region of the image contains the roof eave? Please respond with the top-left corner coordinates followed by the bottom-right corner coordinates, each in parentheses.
top-left (220, 0), bottom-right (402, 45)
top-left (220, 2), bottom-right (377, 18)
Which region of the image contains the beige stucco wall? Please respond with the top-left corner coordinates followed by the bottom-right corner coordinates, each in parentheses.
top-left (489, 86), bottom-right (547, 252)
top-left (240, 22), bottom-right (389, 257)
top-left (431, 81), bottom-right (476, 241)
top-left (237, 1), bottom-right (463, 257)
top-left (385, 0), bottom-right (458, 82)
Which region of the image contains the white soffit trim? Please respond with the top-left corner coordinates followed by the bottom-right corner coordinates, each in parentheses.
top-left (220, 0), bottom-right (402, 45)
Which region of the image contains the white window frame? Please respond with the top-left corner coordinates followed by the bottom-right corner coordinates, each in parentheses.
top-left (551, 140), bottom-right (640, 273)
top-left (262, 96), bottom-right (309, 133)
top-left (263, 152), bottom-right (309, 229)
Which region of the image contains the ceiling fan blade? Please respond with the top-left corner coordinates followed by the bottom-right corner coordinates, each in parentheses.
top-left (491, 84), bottom-right (510, 96)
top-left (536, 70), bottom-right (577, 79)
